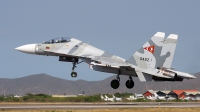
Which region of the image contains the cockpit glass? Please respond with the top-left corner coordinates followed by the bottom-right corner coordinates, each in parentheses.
top-left (43, 37), bottom-right (71, 44)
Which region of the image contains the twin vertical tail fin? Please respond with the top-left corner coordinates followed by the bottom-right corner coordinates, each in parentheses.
top-left (159, 34), bottom-right (178, 68)
top-left (127, 32), bottom-right (178, 69)
top-left (127, 32), bottom-right (178, 82)
top-left (127, 32), bottom-right (165, 69)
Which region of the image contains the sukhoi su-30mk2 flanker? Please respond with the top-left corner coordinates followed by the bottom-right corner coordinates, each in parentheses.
top-left (15, 32), bottom-right (196, 89)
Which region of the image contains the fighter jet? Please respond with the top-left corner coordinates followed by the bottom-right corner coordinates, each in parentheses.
top-left (15, 32), bottom-right (196, 89)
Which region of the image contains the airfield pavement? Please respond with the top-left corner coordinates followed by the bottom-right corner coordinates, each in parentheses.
top-left (0, 102), bottom-right (200, 109)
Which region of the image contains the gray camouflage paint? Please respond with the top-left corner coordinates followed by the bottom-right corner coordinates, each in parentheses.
top-left (127, 32), bottom-right (178, 69)
top-left (28, 32), bottom-right (195, 81)
top-left (35, 33), bottom-right (177, 70)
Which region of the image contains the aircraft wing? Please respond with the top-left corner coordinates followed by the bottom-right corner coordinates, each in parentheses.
top-left (80, 56), bottom-right (131, 67)
top-left (44, 47), bottom-right (171, 81)
top-left (44, 48), bottom-right (135, 70)
top-left (80, 56), bottom-right (171, 81)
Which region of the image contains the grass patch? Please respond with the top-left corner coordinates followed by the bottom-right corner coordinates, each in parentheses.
top-left (0, 108), bottom-right (200, 112)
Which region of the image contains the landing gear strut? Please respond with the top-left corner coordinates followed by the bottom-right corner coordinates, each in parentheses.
top-left (110, 70), bottom-right (120, 89)
top-left (126, 76), bottom-right (134, 89)
top-left (71, 61), bottom-right (83, 78)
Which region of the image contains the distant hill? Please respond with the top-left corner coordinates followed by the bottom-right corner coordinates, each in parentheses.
top-left (0, 73), bottom-right (199, 95)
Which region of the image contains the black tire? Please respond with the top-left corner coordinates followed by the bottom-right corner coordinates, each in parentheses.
top-left (71, 72), bottom-right (77, 78)
top-left (125, 80), bottom-right (134, 89)
top-left (110, 79), bottom-right (120, 89)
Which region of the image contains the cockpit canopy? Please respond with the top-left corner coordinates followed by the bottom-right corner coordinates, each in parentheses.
top-left (43, 37), bottom-right (71, 44)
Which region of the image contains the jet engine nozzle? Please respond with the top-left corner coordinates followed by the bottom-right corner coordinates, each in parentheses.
top-left (158, 67), bottom-right (176, 78)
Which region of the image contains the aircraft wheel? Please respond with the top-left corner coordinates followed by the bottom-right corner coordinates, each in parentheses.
top-left (71, 72), bottom-right (77, 78)
top-left (125, 80), bottom-right (134, 89)
top-left (110, 79), bottom-right (120, 89)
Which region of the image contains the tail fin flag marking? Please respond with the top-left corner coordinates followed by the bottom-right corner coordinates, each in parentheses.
top-left (127, 32), bottom-right (178, 70)
top-left (144, 45), bottom-right (155, 54)
top-left (127, 32), bottom-right (165, 69)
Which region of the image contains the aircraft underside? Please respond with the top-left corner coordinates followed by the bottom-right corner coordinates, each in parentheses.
top-left (15, 33), bottom-right (196, 90)
top-left (59, 56), bottom-right (137, 89)
top-left (59, 56), bottom-right (184, 90)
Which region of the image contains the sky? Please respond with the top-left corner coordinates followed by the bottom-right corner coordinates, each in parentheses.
top-left (0, 0), bottom-right (200, 81)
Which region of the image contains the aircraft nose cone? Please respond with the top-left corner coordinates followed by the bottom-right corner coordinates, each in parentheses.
top-left (15, 44), bottom-right (36, 54)
top-left (191, 75), bottom-right (196, 79)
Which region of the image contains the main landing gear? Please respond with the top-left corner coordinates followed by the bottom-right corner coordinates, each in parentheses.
top-left (110, 71), bottom-right (134, 89)
top-left (71, 61), bottom-right (83, 78)
top-left (110, 71), bottom-right (120, 89)
top-left (126, 76), bottom-right (134, 89)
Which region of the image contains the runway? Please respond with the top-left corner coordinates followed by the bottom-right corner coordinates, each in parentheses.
top-left (0, 103), bottom-right (200, 109)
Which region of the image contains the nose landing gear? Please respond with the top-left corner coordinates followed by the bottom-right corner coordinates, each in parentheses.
top-left (71, 61), bottom-right (83, 78)
top-left (71, 72), bottom-right (77, 77)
